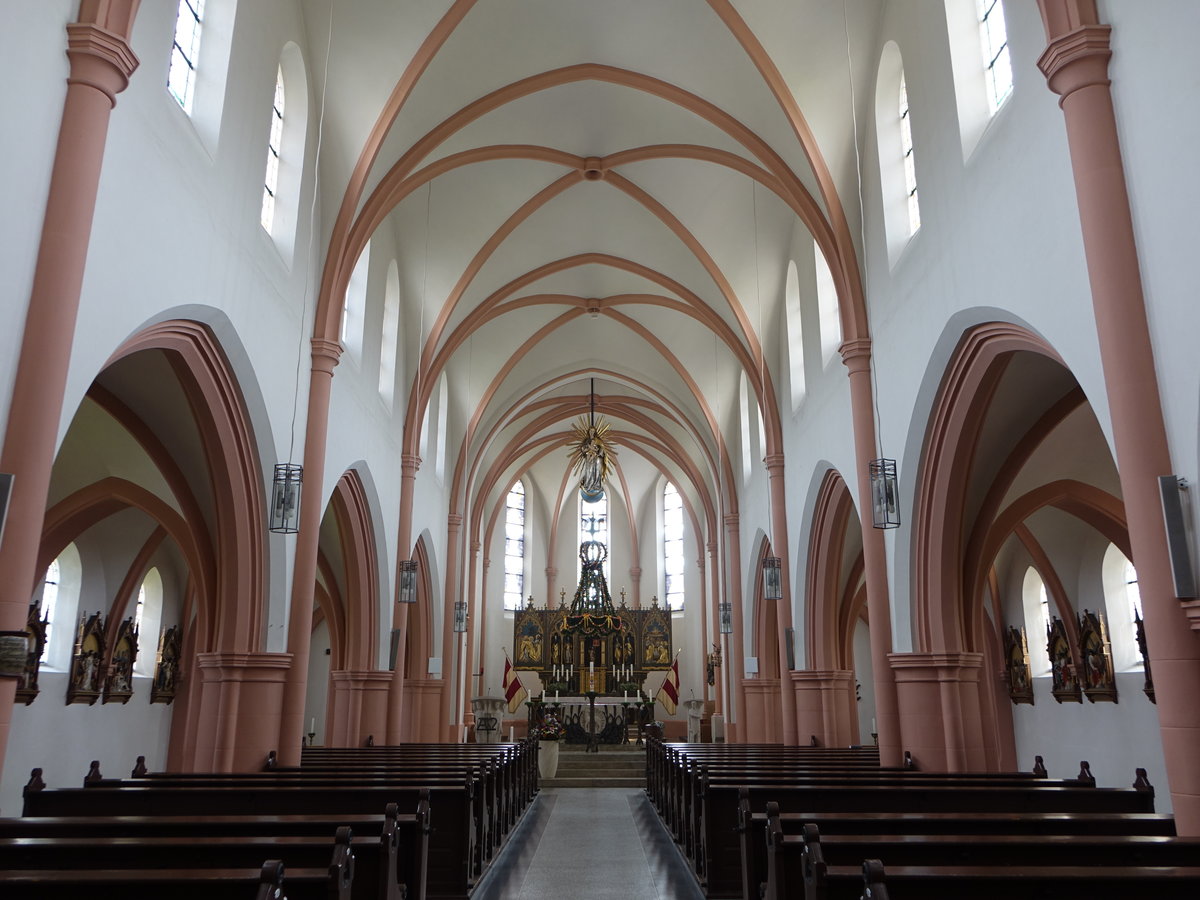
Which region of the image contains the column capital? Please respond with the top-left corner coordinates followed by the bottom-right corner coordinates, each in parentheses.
top-left (482, 557), bottom-right (491, 570)
top-left (447, 513), bottom-right (463, 529)
top-left (65, 22), bottom-right (139, 106)
top-left (838, 338), bottom-right (873, 373)
top-left (544, 566), bottom-right (558, 577)
top-left (723, 513), bottom-right (740, 529)
top-left (707, 540), bottom-right (718, 554)
top-left (470, 540), bottom-right (481, 553)
top-left (400, 454), bottom-right (422, 477)
top-left (627, 566), bottom-right (643, 577)
top-left (310, 339), bottom-right (343, 374)
top-left (1038, 24), bottom-right (1112, 104)
top-left (764, 453), bottom-right (786, 475)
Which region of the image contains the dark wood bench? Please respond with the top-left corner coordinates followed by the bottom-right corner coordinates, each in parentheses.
top-left (697, 774), bottom-right (1155, 897)
top-left (0, 810), bottom-right (418, 900)
top-left (0, 852), bottom-right (349, 900)
top-left (849, 856), bottom-right (1200, 900)
top-left (22, 778), bottom-right (469, 898)
top-left (738, 794), bottom-right (1175, 900)
top-left (770, 820), bottom-right (1200, 900)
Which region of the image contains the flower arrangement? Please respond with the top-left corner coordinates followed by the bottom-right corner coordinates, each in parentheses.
top-left (534, 712), bottom-right (564, 742)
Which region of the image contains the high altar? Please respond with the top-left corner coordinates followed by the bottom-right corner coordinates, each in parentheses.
top-left (511, 591), bottom-right (674, 695)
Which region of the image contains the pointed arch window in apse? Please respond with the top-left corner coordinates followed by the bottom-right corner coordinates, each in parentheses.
top-left (503, 482), bottom-right (526, 611)
top-left (663, 481), bottom-right (685, 611)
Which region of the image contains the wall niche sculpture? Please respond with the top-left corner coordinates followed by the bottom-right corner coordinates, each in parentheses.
top-left (1078, 609), bottom-right (1118, 703)
top-left (1004, 625), bottom-right (1034, 705)
top-left (66, 611), bottom-right (105, 705)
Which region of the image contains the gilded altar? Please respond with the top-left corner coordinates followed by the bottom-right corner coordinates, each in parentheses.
top-left (511, 593), bottom-right (673, 696)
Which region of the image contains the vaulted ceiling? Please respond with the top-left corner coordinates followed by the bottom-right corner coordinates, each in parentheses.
top-left (303, 0), bottom-right (883, 535)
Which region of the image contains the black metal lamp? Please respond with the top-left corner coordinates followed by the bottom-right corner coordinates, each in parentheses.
top-left (397, 560), bottom-right (417, 604)
top-left (762, 556), bottom-right (782, 601)
top-left (719, 600), bottom-right (733, 634)
top-left (453, 599), bottom-right (468, 633)
top-left (869, 458), bottom-right (900, 529)
top-left (269, 463), bottom-right (303, 534)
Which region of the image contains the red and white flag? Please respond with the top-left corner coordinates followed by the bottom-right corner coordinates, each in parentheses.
top-left (656, 654), bottom-right (680, 715)
top-left (503, 654), bottom-right (527, 713)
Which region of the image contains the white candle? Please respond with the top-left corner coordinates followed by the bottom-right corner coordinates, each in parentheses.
top-left (310, 717), bottom-right (315, 733)
top-left (555, 690), bottom-right (559, 701)
top-left (871, 717), bottom-right (876, 733)
top-left (590, 661), bottom-right (594, 674)
top-left (623, 690), bottom-right (627, 700)
top-left (509, 726), bottom-right (514, 742)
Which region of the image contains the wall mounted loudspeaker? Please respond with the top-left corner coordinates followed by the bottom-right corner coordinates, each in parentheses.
top-left (1158, 475), bottom-right (1197, 599)
top-left (0, 473), bottom-right (12, 550)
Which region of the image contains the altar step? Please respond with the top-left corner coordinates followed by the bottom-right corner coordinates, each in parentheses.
top-left (542, 747), bottom-right (646, 788)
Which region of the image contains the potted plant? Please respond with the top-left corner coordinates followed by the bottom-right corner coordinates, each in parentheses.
top-left (534, 712), bottom-right (563, 779)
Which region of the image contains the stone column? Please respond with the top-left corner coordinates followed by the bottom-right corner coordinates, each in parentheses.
top-left (461, 538), bottom-right (481, 734)
top-left (764, 454), bottom-right (798, 745)
top-left (1037, 1), bottom-right (1200, 831)
top-left (839, 339), bottom-right (902, 766)
top-left (628, 565), bottom-right (642, 608)
top-left (195, 652), bottom-right (292, 772)
top-left (544, 566), bottom-right (558, 609)
top-left (439, 513), bottom-right (464, 740)
top-left (278, 340), bottom-right (341, 765)
top-left (385, 454), bottom-right (421, 743)
top-left (889, 652), bottom-right (984, 772)
top-left (791, 669), bottom-right (857, 748)
top-left (0, 15), bottom-right (139, 780)
top-left (723, 514), bottom-right (748, 742)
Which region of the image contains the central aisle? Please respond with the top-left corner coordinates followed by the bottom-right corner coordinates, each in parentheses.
top-left (472, 787), bottom-right (704, 900)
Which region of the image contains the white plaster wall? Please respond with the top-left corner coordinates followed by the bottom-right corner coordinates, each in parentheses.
top-left (1011, 673), bottom-right (1168, 811)
top-left (0, 0), bottom-right (73, 434)
top-left (1102, 0), bottom-right (1200, 547)
top-left (1, 672), bottom-right (174, 817)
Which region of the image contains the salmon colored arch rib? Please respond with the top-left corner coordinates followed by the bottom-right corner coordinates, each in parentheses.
top-left (39, 477), bottom-right (215, 651)
top-left (328, 63), bottom-right (841, 332)
top-left (704, 0), bottom-right (868, 339)
top-left (454, 364), bottom-right (737, 519)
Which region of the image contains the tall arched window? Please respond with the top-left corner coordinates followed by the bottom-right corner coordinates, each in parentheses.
top-left (1102, 543), bottom-right (1143, 672)
top-left (134, 568), bottom-right (164, 677)
top-left (944, 0), bottom-right (1013, 159)
top-left (784, 261), bottom-right (806, 410)
top-left (875, 43), bottom-right (919, 264)
top-left (39, 559), bottom-right (60, 664)
top-left (38, 543), bottom-right (81, 669)
top-left (167, 0), bottom-right (204, 115)
top-left (260, 66), bottom-right (285, 232)
top-left (815, 244), bottom-right (840, 363)
top-left (899, 74), bottom-right (921, 235)
top-left (579, 492), bottom-right (609, 583)
top-left (978, 0), bottom-right (1013, 114)
top-left (1021, 566), bottom-right (1052, 675)
top-left (379, 261), bottom-right (401, 405)
top-left (663, 482), bottom-right (685, 610)
top-left (503, 482), bottom-right (526, 611)
top-left (341, 241), bottom-right (371, 357)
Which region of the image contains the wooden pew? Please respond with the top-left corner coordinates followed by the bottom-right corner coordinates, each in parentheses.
top-left (738, 794), bottom-right (1175, 900)
top-left (850, 856), bottom-right (1200, 900)
top-left (773, 820), bottom-right (1200, 900)
top-left (697, 773), bottom-right (1155, 897)
top-left (0, 853), bottom-right (350, 900)
top-left (23, 776), bottom-right (470, 897)
top-left (0, 810), bottom-right (419, 900)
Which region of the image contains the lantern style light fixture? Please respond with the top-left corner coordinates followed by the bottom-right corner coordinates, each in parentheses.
top-left (762, 556), bottom-right (782, 601)
top-left (397, 560), bottom-right (418, 604)
top-left (453, 599), bottom-right (468, 633)
top-left (269, 463), bottom-right (303, 534)
top-left (719, 600), bottom-right (733, 635)
top-left (869, 458), bottom-right (900, 529)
